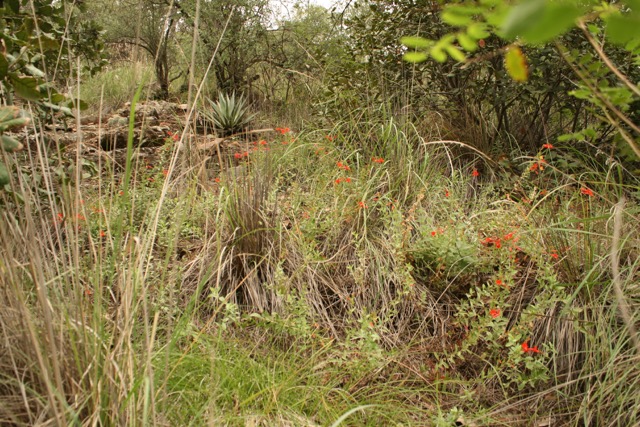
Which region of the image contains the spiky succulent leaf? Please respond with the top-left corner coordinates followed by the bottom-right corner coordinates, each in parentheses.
top-left (202, 92), bottom-right (255, 136)
top-left (0, 162), bottom-right (9, 186)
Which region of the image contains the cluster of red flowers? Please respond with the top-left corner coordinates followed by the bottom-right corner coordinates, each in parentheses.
top-left (522, 340), bottom-right (541, 354)
top-left (542, 143), bottom-right (554, 150)
top-left (275, 127), bottom-right (290, 135)
top-left (372, 157), bottom-right (384, 164)
top-left (431, 228), bottom-right (444, 237)
top-left (234, 151), bottom-right (250, 160)
top-left (482, 236), bottom-right (503, 248)
top-left (481, 231), bottom-right (518, 250)
top-left (166, 131), bottom-right (180, 142)
top-left (336, 161), bottom-right (351, 171)
top-left (530, 156), bottom-right (547, 173)
top-left (335, 177), bottom-right (352, 184)
top-left (580, 187), bottom-right (594, 196)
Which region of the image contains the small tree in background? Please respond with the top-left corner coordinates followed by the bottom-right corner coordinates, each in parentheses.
top-left (401, 0), bottom-right (640, 161)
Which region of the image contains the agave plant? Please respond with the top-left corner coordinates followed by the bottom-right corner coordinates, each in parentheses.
top-left (202, 92), bottom-right (255, 137)
top-left (0, 106), bottom-right (28, 187)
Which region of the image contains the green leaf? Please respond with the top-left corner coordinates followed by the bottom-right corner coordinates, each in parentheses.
top-left (50, 93), bottom-right (66, 104)
top-left (430, 46), bottom-right (447, 62)
top-left (467, 23), bottom-right (490, 39)
top-left (0, 117), bottom-right (29, 132)
top-left (445, 45), bottom-right (467, 62)
top-left (458, 33), bottom-right (478, 52)
top-left (1, 135), bottom-right (23, 152)
top-left (9, 74), bottom-right (43, 101)
top-left (604, 14), bottom-right (640, 45)
top-left (504, 46), bottom-right (528, 82)
top-left (502, 0), bottom-right (545, 39)
top-left (42, 102), bottom-right (73, 117)
top-left (63, 98), bottom-right (89, 111)
top-left (0, 162), bottom-right (9, 187)
top-left (442, 11), bottom-right (473, 27)
top-left (25, 64), bottom-right (45, 78)
top-left (0, 106), bottom-right (20, 123)
top-left (502, 0), bottom-right (583, 44)
top-left (627, 0), bottom-right (640, 12)
top-left (403, 51), bottom-right (428, 63)
top-left (36, 34), bottom-right (60, 52)
top-left (400, 36), bottom-right (431, 49)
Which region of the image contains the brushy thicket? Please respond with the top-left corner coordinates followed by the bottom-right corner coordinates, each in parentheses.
top-left (1, 96), bottom-right (638, 425)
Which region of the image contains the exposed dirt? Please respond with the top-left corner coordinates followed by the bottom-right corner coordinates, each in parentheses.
top-left (13, 100), bottom-right (275, 174)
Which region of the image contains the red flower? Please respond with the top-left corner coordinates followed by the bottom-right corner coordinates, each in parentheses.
top-left (335, 178), bottom-right (342, 184)
top-left (358, 201), bottom-right (367, 209)
top-left (372, 157), bottom-right (384, 164)
top-left (472, 169), bottom-right (479, 177)
top-left (489, 308), bottom-right (500, 318)
top-left (444, 189), bottom-right (450, 197)
top-left (522, 340), bottom-right (541, 354)
top-left (337, 161), bottom-right (350, 171)
top-left (345, 177), bottom-right (352, 183)
top-left (275, 127), bottom-right (290, 135)
top-left (99, 230), bottom-right (107, 238)
top-left (482, 236), bottom-right (502, 248)
top-left (259, 140), bottom-right (267, 145)
top-left (214, 177), bottom-right (221, 183)
top-left (496, 279), bottom-right (503, 286)
top-left (326, 135), bottom-right (334, 141)
top-left (166, 131), bottom-right (179, 142)
top-left (580, 187), bottom-right (594, 197)
top-left (234, 152), bottom-right (242, 159)
top-left (431, 231), bottom-right (437, 237)
top-left (550, 250), bottom-right (559, 260)
top-left (542, 143), bottom-right (554, 149)
top-left (478, 39), bottom-right (486, 48)
top-left (76, 214), bottom-right (86, 221)
top-left (162, 169), bottom-right (169, 177)
top-left (503, 232), bottom-right (514, 240)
